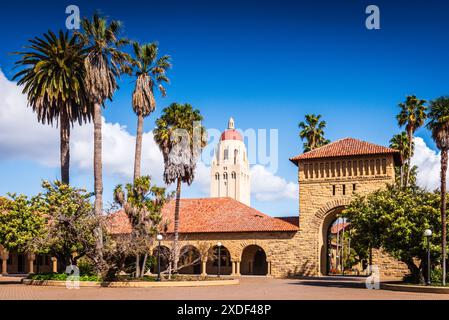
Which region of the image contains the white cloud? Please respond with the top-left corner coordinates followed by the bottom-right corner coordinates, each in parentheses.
top-left (0, 69), bottom-right (165, 184)
top-left (0, 70), bottom-right (59, 166)
top-left (0, 69), bottom-right (298, 204)
top-left (250, 164), bottom-right (299, 201)
top-left (411, 137), bottom-right (442, 191)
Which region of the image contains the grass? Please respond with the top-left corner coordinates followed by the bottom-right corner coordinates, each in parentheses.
top-left (29, 273), bottom-right (101, 282)
top-left (28, 273), bottom-right (232, 282)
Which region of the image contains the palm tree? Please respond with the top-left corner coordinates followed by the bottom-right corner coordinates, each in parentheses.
top-left (427, 96), bottom-right (449, 286)
top-left (13, 30), bottom-right (91, 184)
top-left (153, 103), bottom-right (207, 272)
top-left (396, 95), bottom-right (427, 187)
top-left (298, 114), bottom-right (330, 152)
top-left (79, 13), bottom-right (129, 271)
top-left (130, 41), bottom-right (171, 182)
top-left (389, 131), bottom-right (412, 188)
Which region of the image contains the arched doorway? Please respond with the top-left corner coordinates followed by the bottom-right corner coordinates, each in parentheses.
top-left (150, 245), bottom-right (171, 274)
top-left (241, 245), bottom-right (268, 275)
top-left (178, 245), bottom-right (201, 274)
top-left (206, 245), bottom-right (232, 275)
top-left (319, 206), bottom-right (344, 276)
top-left (320, 207), bottom-right (360, 276)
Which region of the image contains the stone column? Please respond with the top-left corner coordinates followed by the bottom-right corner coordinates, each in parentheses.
top-left (201, 259), bottom-right (207, 277)
top-left (231, 261), bottom-right (236, 276)
top-left (1, 250), bottom-right (8, 275)
top-left (236, 261), bottom-right (241, 276)
top-left (27, 253), bottom-right (35, 274)
top-left (266, 260), bottom-right (272, 277)
top-left (51, 257), bottom-right (58, 273)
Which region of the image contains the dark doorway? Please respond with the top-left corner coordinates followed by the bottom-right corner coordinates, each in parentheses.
top-left (241, 245), bottom-right (268, 275)
top-left (253, 249), bottom-right (268, 275)
top-left (17, 254), bottom-right (25, 273)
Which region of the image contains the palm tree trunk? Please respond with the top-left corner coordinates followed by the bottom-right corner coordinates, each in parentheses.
top-left (135, 254), bottom-right (140, 278)
top-left (400, 165), bottom-right (404, 188)
top-left (93, 102), bottom-right (104, 273)
top-left (173, 178), bottom-right (182, 272)
top-left (406, 129), bottom-right (413, 188)
top-left (60, 111), bottom-right (70, 185)
top-left (141, 253), bottom-right (148, 277)
top-left (441, 148), bottom-right (448, 286)
top-left (133, 114), bottom-right (144, 182)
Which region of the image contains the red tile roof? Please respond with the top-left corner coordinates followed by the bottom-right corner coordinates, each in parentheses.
top-left (330, 222), bottom-right (350, 234)
top-left (106, 197), bottom-right (298, 235)
top-left (276, 216), bottom-right (299, 227)
top-left (220, 129), bottom-right (243, 141)
top-left (290, 137), bottom-right (402, 165)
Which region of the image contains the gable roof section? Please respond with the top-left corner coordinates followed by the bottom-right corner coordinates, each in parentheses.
top-left (106, 197), bottom-right (298, 235)
top-left (289, 137), bottom-right (402, 165)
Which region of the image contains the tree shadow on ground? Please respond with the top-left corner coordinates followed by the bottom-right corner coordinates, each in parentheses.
top-left (288, 280), bottom-right (366, 289)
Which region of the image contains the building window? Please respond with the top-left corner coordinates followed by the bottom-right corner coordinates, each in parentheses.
top-left (231, 172), bottom-right (236, 179)
top-left (215, 173), bottom-right (220, 180)
top-left (223, 172), bottom-right (228, 180)
top-left (342, 184), bottom-right (346, 195)
top-left (353, 184), bottom-right (357, 192)
top-left (382, 158), bottom-right (387, 174)
top-left (224, 149), bottom-right (229, 160)
top-left (234, 149), bottom-right (238, 164)
top-left (332, 185), bottom-right (336, 196)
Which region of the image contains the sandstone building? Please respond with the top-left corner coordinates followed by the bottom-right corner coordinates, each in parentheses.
top-left (0, 120), bottom-right (409, 279)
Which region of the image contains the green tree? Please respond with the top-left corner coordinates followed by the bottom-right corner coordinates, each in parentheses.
top-left (30, 181), bottom-right (99, 270)
top-left (113, 176), bottom-right (171, 277)
top-left (0, 194), bottom-right (45, 253)
top-left (153, 103), bottom-right (207, 272)
top-left (130, 42), bottom-right (171, 181)
top-left (298, 114), bottom-right (330, 152)
top-left (426, 96), bottom-right (449, 286)
top-left (13, 30), bottom-right (92, 184)
top-left (78, 14), bottom-right (130, 271)
top-left (389, 132), bottom-right (417, 188)
top-left (343, 186), bottom-right (443, 283)
top-left (396, 95), bottom-right (427, 187)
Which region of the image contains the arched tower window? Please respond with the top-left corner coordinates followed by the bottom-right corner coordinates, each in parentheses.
top-left (215, 173), bottom-right (220, 180)
top-left (223, 172), bottom-right (228, 180)
top-left (234, 149), bottom-right (238, 164)
top-left (224, 149), bottom-right (229, 160)
top-left (231, 172), bottom-right (236, 179)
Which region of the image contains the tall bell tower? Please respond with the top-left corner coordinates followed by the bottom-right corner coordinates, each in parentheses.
top-left (210, 117), bottom-right (251, 206)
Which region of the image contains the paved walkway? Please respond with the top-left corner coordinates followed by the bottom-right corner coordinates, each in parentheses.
top-left (0, 276), bottom-right (448, 300)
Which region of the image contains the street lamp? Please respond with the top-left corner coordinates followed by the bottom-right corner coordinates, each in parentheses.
top-left (156, 234), bottom-right (163, 281)
top-left (424, 229), bottom-right (432, 286)
top-left (217, 242), bottom-right (222, 278)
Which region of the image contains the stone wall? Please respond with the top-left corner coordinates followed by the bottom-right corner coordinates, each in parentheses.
top-left (294, 154), bottom-right (409, 278)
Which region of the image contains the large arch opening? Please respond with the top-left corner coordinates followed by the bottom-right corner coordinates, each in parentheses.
top-left (206, 245), bottom-right (232, 275)
top-left (150, 245), bottom-right (171, 274)
top-left (178, 245), bottom-right (201, 274)
top-left (319, 206), bottom-right (363, 276)
top-left (241, 245), bottom-right (268, 275)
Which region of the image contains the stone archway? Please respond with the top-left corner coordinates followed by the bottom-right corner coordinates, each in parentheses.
top-left (298, 198), bottom-right (351, 276)
top-left (241, 245), bottom-right (268, 275)
top-left (319, 206), bottom-right (345, 276)
top-left (178, 245), bottom-right (201, 274)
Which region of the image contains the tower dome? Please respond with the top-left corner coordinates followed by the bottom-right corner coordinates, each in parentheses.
top-left (220, 117), bottom-right (243, 141)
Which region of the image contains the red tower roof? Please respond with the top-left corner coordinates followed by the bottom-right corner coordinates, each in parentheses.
top-left (220, 129), bottom-right (243, 141)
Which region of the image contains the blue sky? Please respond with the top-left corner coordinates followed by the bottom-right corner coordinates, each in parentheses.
top-left (0, 0), bottom-right (449, 216)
